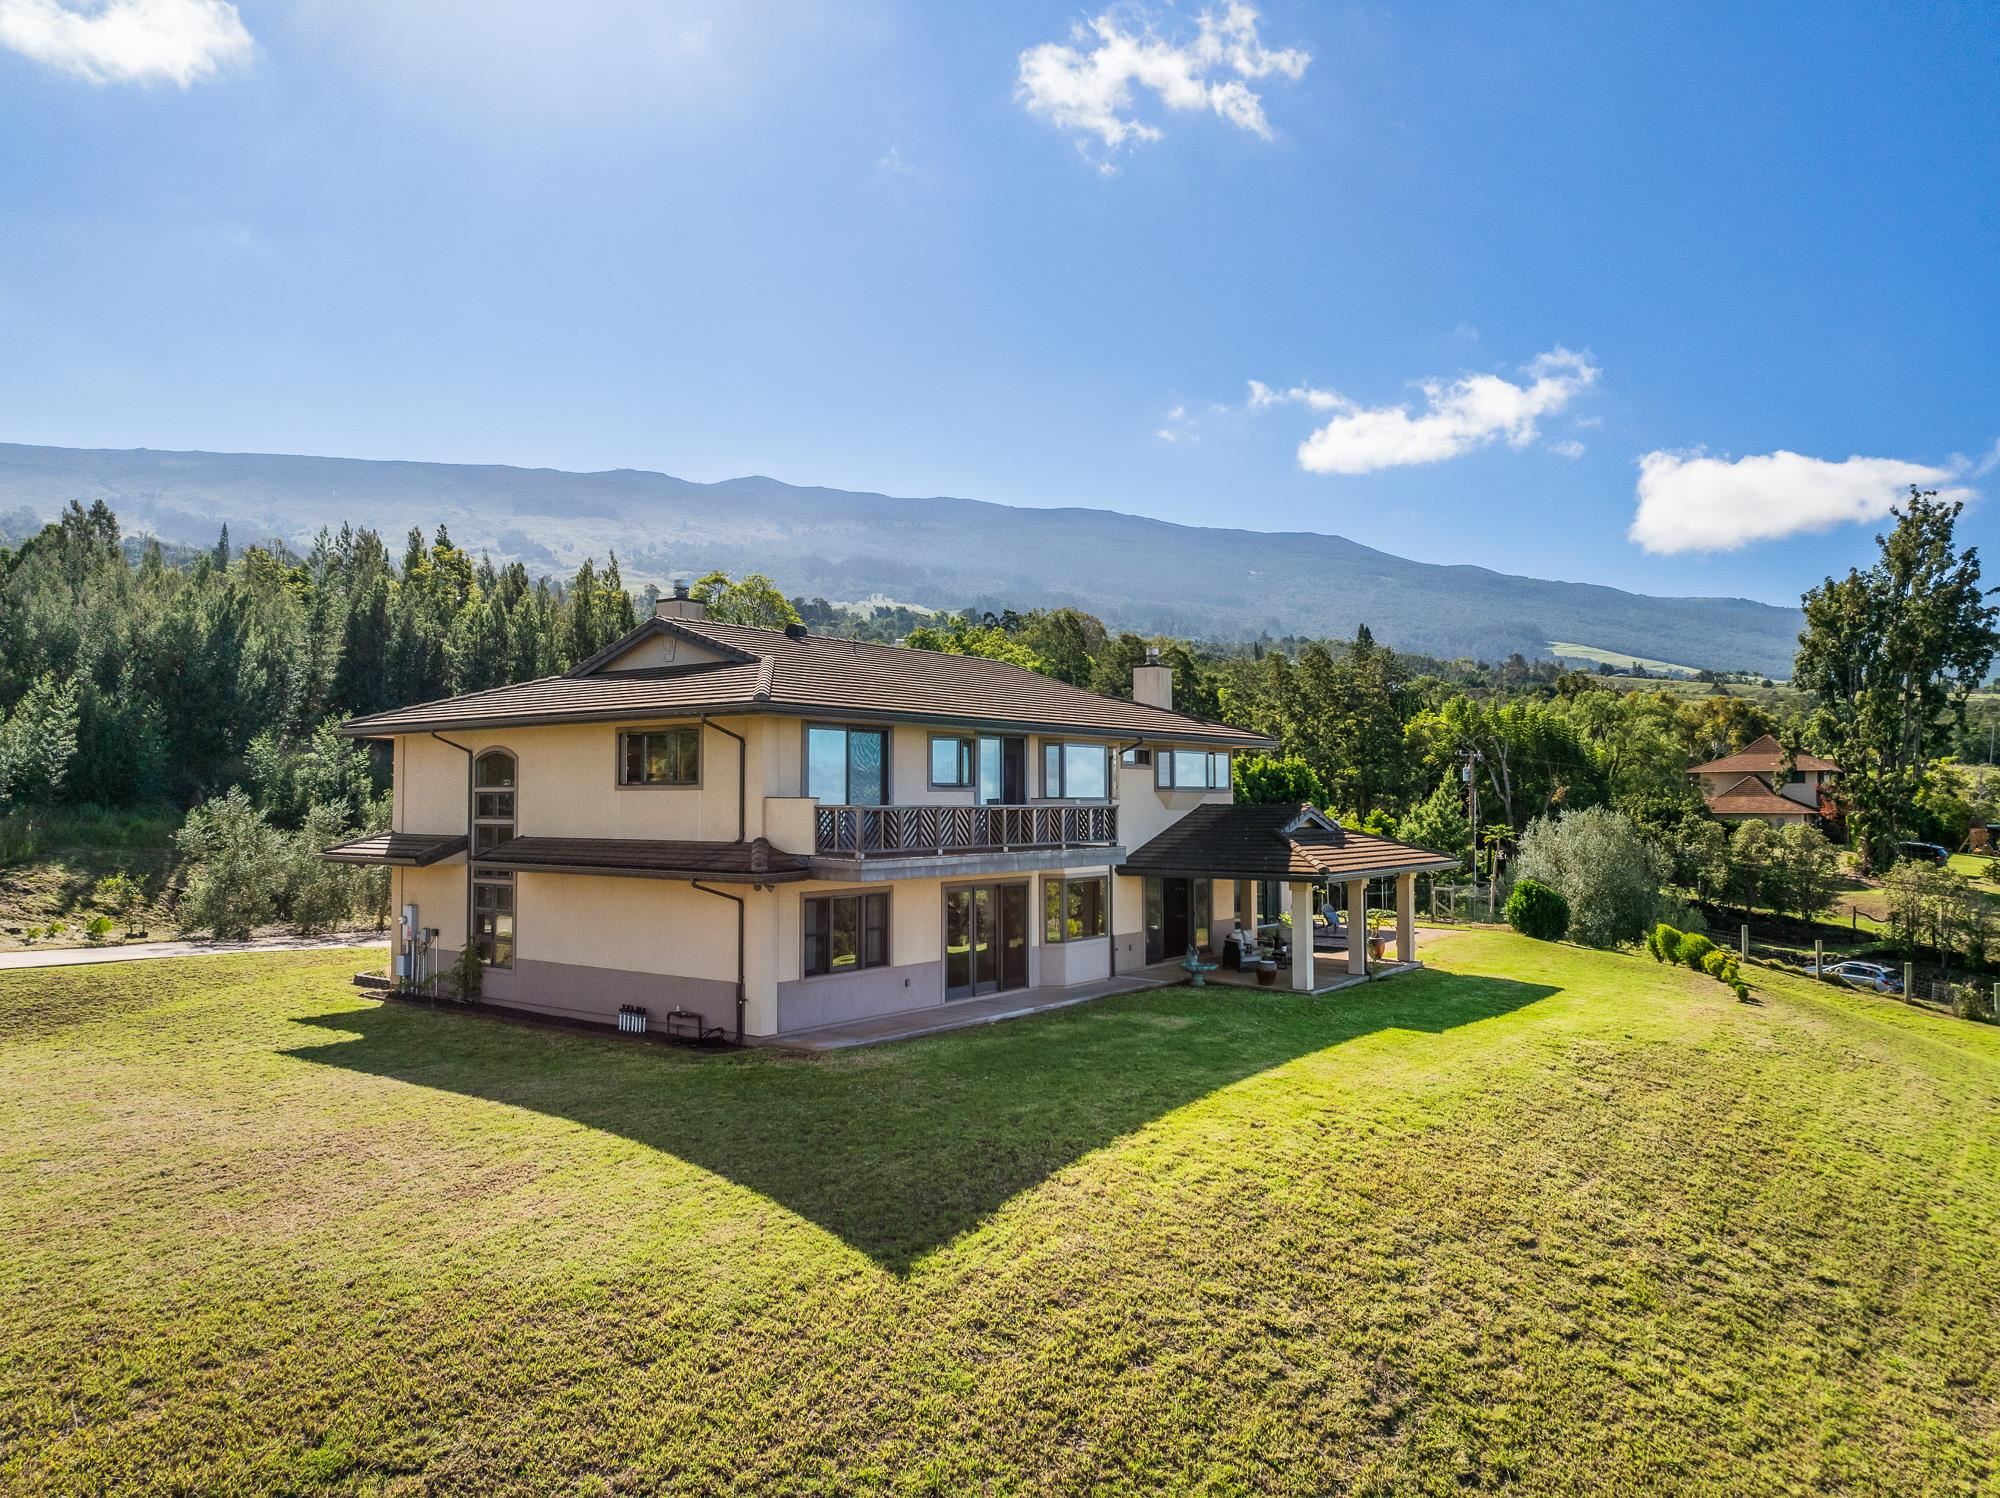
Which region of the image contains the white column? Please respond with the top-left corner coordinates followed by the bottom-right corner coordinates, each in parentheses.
top-left (1289, 879), bottom-right (1314, 991)
top-left (1396, 872), bottom-right (1416, 965)
top-left (1347, 878), bottom-right (1368, 976)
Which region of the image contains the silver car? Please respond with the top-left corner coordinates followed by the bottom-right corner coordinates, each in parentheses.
top-left (1816, 960), bottom-right (1903, 995)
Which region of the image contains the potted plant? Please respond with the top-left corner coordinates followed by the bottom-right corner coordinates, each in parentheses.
top-left (1255, 954), bottom-right (1278, 985)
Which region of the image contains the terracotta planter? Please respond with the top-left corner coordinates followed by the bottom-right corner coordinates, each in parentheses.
top-left (1255, 960), bottom-right (1278, 986)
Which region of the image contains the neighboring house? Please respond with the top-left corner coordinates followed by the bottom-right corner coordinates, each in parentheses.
top-left (325, 588), bottom-right (1451, 1043)
top-left (1688, 734), bottom-right (1838, 827)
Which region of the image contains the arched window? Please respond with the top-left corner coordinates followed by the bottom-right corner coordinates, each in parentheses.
top-left (471, 750), bottom-right (516, 968)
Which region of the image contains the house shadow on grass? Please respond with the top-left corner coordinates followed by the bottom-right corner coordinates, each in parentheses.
top-left (283, 971), bottom-right (1557, 1273)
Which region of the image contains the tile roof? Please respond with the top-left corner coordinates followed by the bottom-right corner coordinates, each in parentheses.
top-left (1689, 734), bottom-right (1838, 775)
top-left (339, 616), bottom-right (1270, 746)
top-left (1118, 802), bottom-right (1458, 881)
top-left (471, 835), bottom-right (810, 883)
top-left (320, 831), bottom-right (467, 867)
top-left (1701, 773), bottom-right (1816, 817)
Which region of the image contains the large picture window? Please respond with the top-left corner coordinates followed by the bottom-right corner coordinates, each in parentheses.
top-left (803, 891), bottom-right (891, 977)
top-left (1157, 748), bottom-right (1231, 791)
top-left (806, 725), bottom-right (889, 805)
top-left (471, 749), bottom-right (516, 969)
top-left (1043, 876), bottom-right (1108, 943)
top-left (1041, 741), bottom-right (1108, 800)
top-left (620, 727), bottom-right (699, 785)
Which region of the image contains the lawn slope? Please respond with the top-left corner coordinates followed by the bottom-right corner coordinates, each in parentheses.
top-left (2, 935), bottom-right (1998, 1494)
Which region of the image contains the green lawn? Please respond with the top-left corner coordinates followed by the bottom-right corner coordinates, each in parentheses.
top-left (5, 936), bottom-right (2000, 1494)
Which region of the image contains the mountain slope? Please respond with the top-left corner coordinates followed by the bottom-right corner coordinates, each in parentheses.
top-left (0, 442), bottom-right (1803, 673)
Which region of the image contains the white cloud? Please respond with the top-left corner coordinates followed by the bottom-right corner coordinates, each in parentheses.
top-left (1628, 449), bottom-right (1972, 554)
top-left (1548, 438), bottom-right (1585, 459)
top-left (876, 145), bottom-right (914, 177)
top-left (1252, 348), bottom-right (1600, 475)
top-left (1016, 2), bottom-right (1307, 159)
top-left (0, 0), bottom-right (250, 85)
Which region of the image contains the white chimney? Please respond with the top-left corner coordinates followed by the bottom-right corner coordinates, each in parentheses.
top-left (655, 578), bottom-right (709, 621)
top-left (1132, 646), bottom-right (1174, 710)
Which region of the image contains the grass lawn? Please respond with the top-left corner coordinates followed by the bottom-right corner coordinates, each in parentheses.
top-left (5, 935), bottom-right (2000, 1494)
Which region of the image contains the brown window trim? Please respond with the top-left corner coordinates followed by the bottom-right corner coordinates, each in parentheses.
top-left (802, 721), bottom-right (895, 805)
top-left (800, 885), bottom-right (892, 980)
top-left (926, 731), bottom-right (977, 790)
top-left (1042, 874), bottom-right (1109, 944)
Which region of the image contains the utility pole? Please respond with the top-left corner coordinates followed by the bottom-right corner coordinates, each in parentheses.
top-left (1462, 749), bottom-right (1482, 920)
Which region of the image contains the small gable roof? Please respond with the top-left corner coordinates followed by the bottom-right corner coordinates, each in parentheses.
top-left (1689, 734), bottom-right (1838, 776)
top-left (1703, 773), bottom-right (1814, 817)
top-left (1118, 802), bottom-right (1457, 882)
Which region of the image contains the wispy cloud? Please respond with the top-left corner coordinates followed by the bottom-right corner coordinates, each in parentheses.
top-left (1548, 438), bottom-right (1586, 459)
top-left (0, 0), bottom-right (250, 85)
top-left (1251, 348), bottom-right (1600, 475)
top-left (875, 145), bottom-right (915, 178)
top-left (1016, 2), bottom-right (1307, 166)
top-left (1629, 449), bottom-right (1973, 554)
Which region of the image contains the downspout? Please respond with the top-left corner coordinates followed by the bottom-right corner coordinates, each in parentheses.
top-left (1108, 736), bottom-right (1144, 978)
top-left (431, 731), bottom-right (475, 990)
top-left (691, 880), bottom-right (746, 1044)
top-left (700, 715), bottom-right (747, 842)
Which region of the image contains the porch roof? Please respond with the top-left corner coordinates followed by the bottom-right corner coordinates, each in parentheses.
top-left (320, 831), bottom-right (468, 867)
top-left (1116, 802), bottom-right (1458, 883)
top-left (470, 835), bottom-right (811, 883)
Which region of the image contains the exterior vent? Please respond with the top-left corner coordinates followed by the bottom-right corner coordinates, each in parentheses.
top-left (783, 622), bottom-right (808, 640)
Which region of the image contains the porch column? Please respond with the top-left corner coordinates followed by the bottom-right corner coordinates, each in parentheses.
top-left (1288, 879), bottom-right (1314, 991)
top-left (1347, 878), bottom-right (1369, 976)
top-left (1396, 871), bottom-right (1416, 964)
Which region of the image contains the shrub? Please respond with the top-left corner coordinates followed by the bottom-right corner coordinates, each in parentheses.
top-left (1504, 879), bottom-right (1570, 941)
top-left (1657, 893), bottom-right (1707, 936)
top-left (1733, 981), bottom-right (1750, 1002)
top-left (93, 870), bottom-right (145, 932)
top-left (1515, 807), bottom-right (1671, 949)
top-left (83, 914), bottom-right (114, 944)
top-left (449, 944), bottom-right (483, 1002)
top-left (174, 788), bottom-right (284, 940)
top-left (1701, 949), bottom-right (1730, 980)
top-left (1675, 932), bottom-right (1716, 970)
top-left (1952, 984), bottom-right (1995, 1023)
top-left (1649, 923), bottom-right (1681, 962)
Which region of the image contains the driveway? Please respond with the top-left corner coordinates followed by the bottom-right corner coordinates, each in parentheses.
top-left (0, 934), bottom-right (386, 971)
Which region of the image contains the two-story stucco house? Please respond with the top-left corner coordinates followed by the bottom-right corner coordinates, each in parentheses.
top-left (325, 589), bottom-right (1453, 1044)
top-left (1688, 734), bottom-right (1839, 827)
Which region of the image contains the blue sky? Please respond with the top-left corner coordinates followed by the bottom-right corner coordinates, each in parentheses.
top-left (1, 1), bottom-right (1995, 606)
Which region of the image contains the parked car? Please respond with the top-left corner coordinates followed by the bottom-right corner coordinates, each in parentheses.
top-left (1896, 841), bottom-right (1951, 866)
top-left (1814, 959), bottom-right (1904, 995)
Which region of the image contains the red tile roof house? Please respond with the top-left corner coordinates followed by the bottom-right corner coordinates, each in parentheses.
top-left (324, 587), bottom-right (1452, 1045)
top-left (1688, 734), bottom-right (1840, 827)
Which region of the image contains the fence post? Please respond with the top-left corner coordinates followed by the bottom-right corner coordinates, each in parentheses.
top-left (1904, 962), bottom-right (1914, 1004)
top-left (1740, 923), bottom-right (1749, 960)
top-left (1814, 937), bottom-right (1823, 978)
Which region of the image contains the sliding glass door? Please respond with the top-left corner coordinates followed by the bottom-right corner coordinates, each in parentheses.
top-left (944, 882), bottom-right (1029, 1000)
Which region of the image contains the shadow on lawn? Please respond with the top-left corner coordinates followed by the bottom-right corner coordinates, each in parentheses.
top-left (284, 971), bottom-right (1556, 1272)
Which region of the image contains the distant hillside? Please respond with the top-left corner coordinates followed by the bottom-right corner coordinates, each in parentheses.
top-left (0, 442), bottom-right (1805, 674)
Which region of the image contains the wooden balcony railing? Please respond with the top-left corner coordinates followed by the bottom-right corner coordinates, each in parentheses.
top-left (813, 802), bottom-right (1118, 857)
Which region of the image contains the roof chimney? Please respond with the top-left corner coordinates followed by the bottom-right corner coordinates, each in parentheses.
top-left (655, 577), bottom-right (708, 621)
top-left (1132, 646), bottom-right (1174, 711)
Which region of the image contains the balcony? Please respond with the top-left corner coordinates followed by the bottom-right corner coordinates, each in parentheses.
top-left (813, 802), bottom-right (1118, 858)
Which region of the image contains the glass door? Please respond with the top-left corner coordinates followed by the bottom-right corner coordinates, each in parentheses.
top-left (945, 883), bottom-right (1029, 1000)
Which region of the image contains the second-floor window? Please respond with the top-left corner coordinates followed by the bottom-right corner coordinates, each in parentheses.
top-left (1042, 741), bottom-right (1108, 800)
top-left (807, 725), bottom-right (888, 805)
top-left (621, 727), bottom-right (699, 786)
top-left (472, 750), bottom-right (516, 854)
top-left (929, 734), bottom-right (975, 788)
top-left (1157, 749), bottom-right (1232, 791)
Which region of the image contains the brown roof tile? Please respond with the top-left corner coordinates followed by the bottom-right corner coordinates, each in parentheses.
top-left (320, 831), bottom-right (467, 867)
top-left (1702, 773), bottom-right (1816, 817)
top-left (473, 835), bottom-right (810, 883)
top-left (339, 617), bottom-right (1271, 746)
top-left (1690, 733), bottom-right (1838, 775)
top-left (1118, 802), bottom-right (1457, 881)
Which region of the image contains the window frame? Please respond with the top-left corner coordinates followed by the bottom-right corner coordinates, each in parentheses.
top-left (927, 732), bottom-right (976, 790)
top-left (469, 748), bottom-right (517, 970)
top-left (1041, 740), bottom-right (1110, 801)
top-left (1042, 875), bottom-right (1109, 943)
top-left (617, 725), bottom-right (702, 788)
top-left (804, 722), bottom-right (893, 806)
top-left (1156, 748), bottom-right (1232, 791)
top-left (802, 889), bottom-right (892, 979)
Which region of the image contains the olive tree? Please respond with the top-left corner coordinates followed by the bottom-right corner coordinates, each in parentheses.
top-left (1514, 805), bottom-right (1670, 948)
